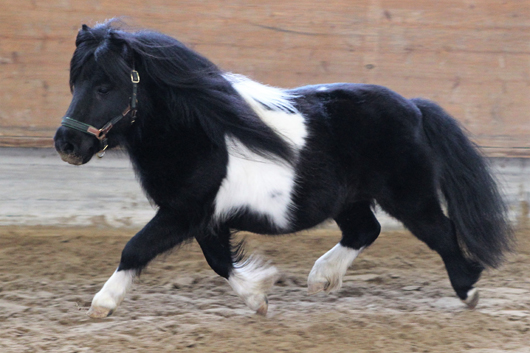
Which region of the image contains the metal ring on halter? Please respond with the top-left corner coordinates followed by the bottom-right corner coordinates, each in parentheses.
top-left (97, 140), bottom-right (109, 158)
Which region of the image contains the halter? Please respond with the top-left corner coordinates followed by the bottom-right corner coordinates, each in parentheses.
top-left (61, 69), bottom-right (140, 158)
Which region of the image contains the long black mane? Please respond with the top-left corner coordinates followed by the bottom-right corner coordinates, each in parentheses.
top-left (71, 20), bottom-right (294, 163)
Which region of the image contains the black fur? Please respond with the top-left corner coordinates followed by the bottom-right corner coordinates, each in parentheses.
top-left (413, 98), bottom-right (513, 268)
top-left (54, 20), bottom-right (513, 308)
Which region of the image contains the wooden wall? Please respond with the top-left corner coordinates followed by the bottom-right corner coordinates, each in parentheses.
top-left (1, 0), bottom-right (529, 156)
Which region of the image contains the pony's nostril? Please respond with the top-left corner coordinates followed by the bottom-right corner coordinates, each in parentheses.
top-left (62, 142), bottom-right (75, 154)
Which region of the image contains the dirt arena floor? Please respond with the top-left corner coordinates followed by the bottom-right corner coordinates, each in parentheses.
top-left (0, 225), bottom-right (528, 353)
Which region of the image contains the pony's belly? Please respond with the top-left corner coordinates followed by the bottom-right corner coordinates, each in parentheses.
top-left (224, 212), bottom-right (290, 235)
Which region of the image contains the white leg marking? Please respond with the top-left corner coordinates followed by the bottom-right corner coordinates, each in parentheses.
top-left (228, 256), bottom-right (279, 315)
top-left (462, 288), bottom-right (479, 309)
top-left (87, 269), bottom-right (135, 318)
top-left (307, 243), bottom-right (363, 294)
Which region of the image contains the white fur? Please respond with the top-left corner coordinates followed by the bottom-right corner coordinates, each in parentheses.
top-left (90, 269), bottom-right (135, 313)
top-left (317, 86), bottom-right (329, 92)
top-left (307, 243), bottom-right (363, 293)
top-left (228, 257), bottom-right (279, 311)
top-left (224, 74), bottom-right (299, 113)
top-left (224, 73), bottom-right (307, 149)
top-left (214, 74), bottom-right (308, 229)
top-left (214, 138), bottom-right (296, 228)
top-left (463, 288), bottom-right (479, 308)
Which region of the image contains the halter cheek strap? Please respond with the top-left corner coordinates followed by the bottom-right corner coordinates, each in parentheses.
top-left (61, 69), bottom-right (140, 158)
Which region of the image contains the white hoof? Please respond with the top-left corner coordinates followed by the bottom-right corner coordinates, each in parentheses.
top-left (307, 244), bottom-right (362, 294)
top-left (88, 289), bottom-right (121, 318)
top-left (87, 305), bottom-right (114, 318)
top-left (462, 288), bottom-right (479, 309)
top-left (256, 297), bottom-right (269, 316)
top-left (307, 280), bottom-right (330, 295)
top-left (307, 275), bottom-right (342, 294)
top-left (228, 256), bottom-right (278, 315)
top-left (237, 290), bottom-right (270, 314)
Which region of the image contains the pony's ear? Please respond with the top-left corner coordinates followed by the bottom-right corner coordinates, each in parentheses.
top-left (75, 24), bottom-right (92, 47)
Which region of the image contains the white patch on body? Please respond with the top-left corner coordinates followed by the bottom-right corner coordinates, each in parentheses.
top-left (307, 243), bottom-right (363, 294)
top-left (224, 73), bottom-right (307, 148)
top-left (88, 269), bottom-right (135, 317)
top-left (215, 138), bottom-right (296, 229)
top-left (214, 74), bottom-right (308, 230)
top-left (317, 86), bottom-right (328, 91)
top-left (227, 256), bottom-right (279, 313)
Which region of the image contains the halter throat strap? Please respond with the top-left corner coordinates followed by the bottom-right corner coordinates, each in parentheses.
top-left (61, 69), bottom-right (140, 157)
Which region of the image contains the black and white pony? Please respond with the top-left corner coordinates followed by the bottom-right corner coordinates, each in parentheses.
top-left (54, 20), bottom-right (512, 318)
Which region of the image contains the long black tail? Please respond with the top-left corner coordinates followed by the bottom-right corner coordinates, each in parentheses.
top-left (412, 98), bottom-right (513, 268)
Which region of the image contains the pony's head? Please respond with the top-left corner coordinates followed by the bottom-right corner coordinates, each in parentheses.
top-left (54, 22), bottom-right (137, 165)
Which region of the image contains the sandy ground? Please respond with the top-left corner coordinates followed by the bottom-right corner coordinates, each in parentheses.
top-left (0, 225), bottom-right (528, 353)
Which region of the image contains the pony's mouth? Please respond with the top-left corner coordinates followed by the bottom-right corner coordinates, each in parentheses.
top-left (58, 152), bottom-right (87, 166)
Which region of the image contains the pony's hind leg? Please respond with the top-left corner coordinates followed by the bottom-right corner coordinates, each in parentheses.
top-left (308, 201), bottom-right (381, 294)
top-left (88, 209), bottom-right (193, 318)
top-left (196, 227), bottom-right (278, 315)
top-left (406, 207), bottom-right (482, 307)
top-left (378, 192), bottom-right (483, 308)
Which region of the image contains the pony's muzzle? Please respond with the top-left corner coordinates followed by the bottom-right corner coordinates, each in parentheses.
top-left (54, 126), bottom-right (95, 165)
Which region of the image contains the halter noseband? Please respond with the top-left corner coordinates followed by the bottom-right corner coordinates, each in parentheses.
top-left (61, 69), bottom-right (140, 158)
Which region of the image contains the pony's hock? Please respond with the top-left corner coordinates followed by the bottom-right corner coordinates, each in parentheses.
top-left (54, 20), bottom-right (513, 318)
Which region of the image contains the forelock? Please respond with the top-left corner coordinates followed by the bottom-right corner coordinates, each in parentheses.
top-left (70, 22), bottom-right (133, 88)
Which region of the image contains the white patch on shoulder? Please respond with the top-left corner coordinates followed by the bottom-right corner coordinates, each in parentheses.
top-left (223, 73), bottom-right (307, 148)
top-left (89, 269), bottom-right (135, 317)
top-left (307, 243), bottom-right (363, 294)
top-left (317, 86), bottom-right (328, 92)
top-left (214, 74), bottom-right (309, 229)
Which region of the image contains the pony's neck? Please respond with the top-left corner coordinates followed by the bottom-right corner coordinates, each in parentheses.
top-left (124, 106), bottom-right (217, 164)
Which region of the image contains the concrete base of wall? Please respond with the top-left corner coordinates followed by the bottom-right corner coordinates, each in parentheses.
top-left (1, 148), bottom-right (528, 230)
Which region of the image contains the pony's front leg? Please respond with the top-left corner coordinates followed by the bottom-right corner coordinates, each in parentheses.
top-left (88, 209), bottom-right (193, 318)
top-left (196, 227), bottom-right (278, 315)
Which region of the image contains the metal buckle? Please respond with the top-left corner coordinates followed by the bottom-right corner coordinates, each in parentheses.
top-left (87, 126), bottom-right (102, 139)
top-left (131, 70), bottom-right (140, 84)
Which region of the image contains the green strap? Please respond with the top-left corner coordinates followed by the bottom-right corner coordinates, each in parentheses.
top-left (61, 117), bottom-right (100, 137)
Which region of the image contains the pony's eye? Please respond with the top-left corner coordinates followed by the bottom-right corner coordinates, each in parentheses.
top-left (97, 85), bottom-right (112, 95)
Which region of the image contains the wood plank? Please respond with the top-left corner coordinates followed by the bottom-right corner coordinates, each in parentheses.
top-left (1, 0), bottom-right (529, 156)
